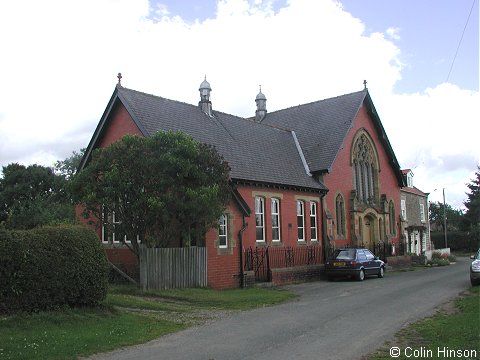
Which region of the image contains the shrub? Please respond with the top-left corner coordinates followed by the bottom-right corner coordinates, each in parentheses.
top-left (0, 225), bottom-right (108, 313)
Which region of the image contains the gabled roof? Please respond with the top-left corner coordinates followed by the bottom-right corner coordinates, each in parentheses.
top-left (401, 186), bottom-right (428, 197)
top-left (261, 89), bottom-right (404, 186)
top-left (80, 86), bottom-right (327, 193)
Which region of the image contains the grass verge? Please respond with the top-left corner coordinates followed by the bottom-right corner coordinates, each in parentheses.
top-left (0, 285), bottom-right (295, 360)
top-left (365, 286), bottom-right (480, 360)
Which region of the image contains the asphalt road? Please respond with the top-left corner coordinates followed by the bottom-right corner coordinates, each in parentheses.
top-left (89, 257), bottom-right (472, 360)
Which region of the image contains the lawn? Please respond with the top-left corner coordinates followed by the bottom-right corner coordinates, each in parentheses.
top-left (365, 286), bottom-right (480, 360)
top-left (0, 285), bottom-right (295, 360)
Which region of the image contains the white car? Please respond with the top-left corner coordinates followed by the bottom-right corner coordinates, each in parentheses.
top-left (470, 249), bottom-right (480, 286)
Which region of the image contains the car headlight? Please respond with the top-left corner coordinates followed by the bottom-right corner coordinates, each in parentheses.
top-left (471, 261), bottom-right (480, 271)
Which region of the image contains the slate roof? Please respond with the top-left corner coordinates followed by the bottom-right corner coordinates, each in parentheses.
top-left (261, 91), bottom-right (366, 173)
top-left (84, 87), bottom-right (327, 192)
top-left (81, 84), bottom-right (404, 193)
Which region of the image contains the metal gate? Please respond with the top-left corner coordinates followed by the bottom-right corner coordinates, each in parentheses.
top-left (244, 247), bottom-right (270, 282)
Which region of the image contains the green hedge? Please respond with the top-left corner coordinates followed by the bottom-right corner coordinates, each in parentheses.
top-left (0, 225), bottom-right (108, 313)
top-left (431, 231), bottom-right (479, 252)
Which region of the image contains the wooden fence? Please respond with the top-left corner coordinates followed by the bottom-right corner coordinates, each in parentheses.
top-left (140, 246), bottom-right (207, 290)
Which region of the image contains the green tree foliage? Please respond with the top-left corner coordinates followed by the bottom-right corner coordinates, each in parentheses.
top-left (464, 166), bottom-right (480, 229)
top-left (0, 163), bottom-right (74, 229)
top-left (71, 131), bottom-right (232, 258)
top-left (54, 148), bottom-right (85, 179)
top-left (429, 201), bottom-right (464, 231)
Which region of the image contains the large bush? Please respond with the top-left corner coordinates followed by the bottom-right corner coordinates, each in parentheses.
top-left (0, 225), bottom-right (108, 313)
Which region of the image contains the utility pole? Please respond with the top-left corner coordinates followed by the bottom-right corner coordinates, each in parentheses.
top-left (443, 188), bottom-right (448, 249)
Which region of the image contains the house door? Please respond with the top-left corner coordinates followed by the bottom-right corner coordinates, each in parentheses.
top-left (363, 215), bottom-right (376, 248)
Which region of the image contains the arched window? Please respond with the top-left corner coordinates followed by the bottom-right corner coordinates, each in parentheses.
top-left (389, 201), bottom-right (396, 235)
top-left (335, 194), bottom-right (346, 237)
top-left (352, 132), bottom-right (379, 205)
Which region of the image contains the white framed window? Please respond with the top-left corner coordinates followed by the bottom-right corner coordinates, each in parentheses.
top-left (271, 198), bottom-right (281, 242)
top-left (401, 199), bottom-right (407, 220)
top-left (218, 214), bottom-right (228, 248)
top-left (297, 200), bottom-right (305, 241)
top-left (255, 197), bottom-right (265, 242)
top-left (420, 202), bottom-right (426, 223)
top-left (310, 201), bottom-right (317, 241)
top-left (101, 206), bottom-right (135, 244)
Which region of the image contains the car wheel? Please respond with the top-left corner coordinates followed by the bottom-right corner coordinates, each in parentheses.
top-left (471, 277), bottom-right (479, 286)
top-left (357, 269), bottom-right (365, 281)
top-left (378, 266), bottom-right (384, 278)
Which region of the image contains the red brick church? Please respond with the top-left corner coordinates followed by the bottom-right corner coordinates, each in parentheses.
top-left (78, 75), bottom-right (404, 288)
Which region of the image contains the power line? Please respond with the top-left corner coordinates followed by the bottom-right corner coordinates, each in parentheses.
top-left (446, 0), bottom-right (477, 83)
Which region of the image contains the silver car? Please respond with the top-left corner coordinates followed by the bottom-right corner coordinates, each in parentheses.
top-left (470, 249), bottom-right (480, 286)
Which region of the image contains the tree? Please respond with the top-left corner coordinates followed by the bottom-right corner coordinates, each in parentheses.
top-left (464, 166), bottom-right (480, 230)
top-left (0, 163), bottom-right (74, 229)
top-left (70, 131), bottom-right (232, 259)
top-left (429, 201), bottom-right (464, 232)
top-left (54, 148), bottom-right (85, 179)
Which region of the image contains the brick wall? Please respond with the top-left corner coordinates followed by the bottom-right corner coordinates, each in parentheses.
top-left (270, 265), bottom-right (324, 285)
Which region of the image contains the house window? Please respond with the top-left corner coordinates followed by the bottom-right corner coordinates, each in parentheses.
top-left (297, 200), bottom-right (305, 241)
top-left (352, 132), bottom-right (379, 205)
top-left (401, 199), bottom-right (407, 220)
top-left (271, 198), bottom-right (281, 242)
top-left (420, 202), bottom-right (426, 223)
top-left (335, 194), bottom-right (345, 237)
top-left (389, 201), bottom-right (396, 235)
top-left (310, 201), bottom-right (318, 241)
top-left (255, 197), bottom-right (265, 242)
top-left (218, 214), bottom-right (228, 248)
top-left (102, 209), bottom-right (126, 243)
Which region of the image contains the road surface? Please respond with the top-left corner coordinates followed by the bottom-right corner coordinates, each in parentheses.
top-left (88, 257), bottom-right (472, 360)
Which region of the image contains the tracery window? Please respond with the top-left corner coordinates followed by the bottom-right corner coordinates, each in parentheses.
top-left (352, 132), bottom-right (379, 205)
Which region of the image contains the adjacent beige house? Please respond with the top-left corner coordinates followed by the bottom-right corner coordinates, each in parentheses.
top-left (400, 170), bottom-right (432, 255)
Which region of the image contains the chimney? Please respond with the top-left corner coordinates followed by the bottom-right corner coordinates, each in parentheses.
top-left (199, 76), bottom-right (212, 116)
top-left (255, 85), bottom-right (267, 122)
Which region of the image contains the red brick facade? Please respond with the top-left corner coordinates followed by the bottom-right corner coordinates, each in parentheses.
top-left (322, 105), bottom-right (401, 251)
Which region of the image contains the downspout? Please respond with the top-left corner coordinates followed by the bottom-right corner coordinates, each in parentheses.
top-left (238, 215), bottom-right (248, 288)
top-left (320, 191), bottom-right (328, 263)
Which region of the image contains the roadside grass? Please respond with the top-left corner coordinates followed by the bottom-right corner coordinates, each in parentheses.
top-left (0, 285), bottom-right (295, 360)
top-left (365, 286), bottom-right (480, 360)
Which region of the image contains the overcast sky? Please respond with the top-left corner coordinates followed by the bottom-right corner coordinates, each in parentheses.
top-left (0, 0), bottom-right (478, 209)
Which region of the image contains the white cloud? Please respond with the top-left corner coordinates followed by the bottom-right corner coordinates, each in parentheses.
top-left (0, 0), bottom-right (477, 208)
top-left (386, 26), bottom-right (401, 40)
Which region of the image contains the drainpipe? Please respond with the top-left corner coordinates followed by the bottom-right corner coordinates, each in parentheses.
top-left (238, 215), bottom-right (248, 288)
top-left (320, 191), bottom-right (328, 263)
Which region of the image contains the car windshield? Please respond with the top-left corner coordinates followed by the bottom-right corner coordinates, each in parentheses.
top-left (335, 249), bottom-right (356, 260)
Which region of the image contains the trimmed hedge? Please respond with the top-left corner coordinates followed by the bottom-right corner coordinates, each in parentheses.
top-left (0, 225), bottom-right (108, 313)
top-left (431, 231), bottom-right (479, 252)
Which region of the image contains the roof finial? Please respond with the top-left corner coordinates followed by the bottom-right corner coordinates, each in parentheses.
top-left (117, 72), bottom-right (123, 88)
top-left (363, 79), bottom-right (367, 90)
top-left (259, 85), bottom-right (262, 93)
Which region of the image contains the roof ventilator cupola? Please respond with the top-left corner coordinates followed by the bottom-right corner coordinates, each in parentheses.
top-left (199, 76), bottom-right (213, 117)
top-left (255, 85), bottom-right (267, 122)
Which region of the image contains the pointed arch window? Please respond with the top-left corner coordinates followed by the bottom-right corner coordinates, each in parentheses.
top-left (352, 132), bottom-right (379, 205)
top-left (335, 194), bottom-right (346, 238)
top-left (389, 201), bottom-right (396, 235)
